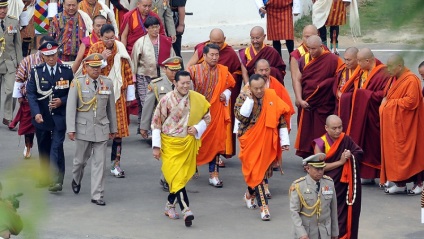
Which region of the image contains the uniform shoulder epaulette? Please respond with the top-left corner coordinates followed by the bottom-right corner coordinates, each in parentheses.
top-left (34, 63), bottom-right (44, 68)
top-left (323, 175), bottom-right (333, 181)
top-left (151, 77), bottom-right (163, 84)
top-left (293, 176), bottom-right (306, 184)
top-left (59, 64), bottom-right (72, 69)
top-left (7, 15), bottom-right (18, 20)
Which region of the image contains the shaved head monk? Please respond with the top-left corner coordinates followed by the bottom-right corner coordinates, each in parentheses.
top-left (380, 54), bottom-right (424, 195)
top-left (290, 25), bottom-right (320, 103)
top-left (337, 48), bottom-right (390, 186)
top-left (294, 35), bottom-right (343, 158)
top-left (313, 115), bottom-right (363, 239)
top-left (186, 29), bottom-right (242, 163)
top-left (239, 26), bottom-right (286, 85)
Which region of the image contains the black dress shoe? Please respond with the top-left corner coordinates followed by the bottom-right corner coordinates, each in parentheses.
top-left (48, 183), bottom-right (63, 192)
top-left (71, 179), bottom-right (81, 194)
top-left (91, 199), bottom-right (106, 206)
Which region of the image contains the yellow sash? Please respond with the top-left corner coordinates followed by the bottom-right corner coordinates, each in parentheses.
top-left (187, 90), bottom-right (210, 126)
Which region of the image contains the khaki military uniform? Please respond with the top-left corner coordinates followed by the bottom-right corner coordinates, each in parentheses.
top-left (290, 174), bottom-right (339, 239)
top-left (0, 15), bottom-right (22, 121)
top-left (139, 76), bottom-right (173, 131)
top-left (66, 75), bottom-right (117, 200)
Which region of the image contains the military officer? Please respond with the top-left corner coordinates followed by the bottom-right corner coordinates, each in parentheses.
top-left (289, 153), bottom-right (339, 239)
top-left (26, 41), bottom-right (73, 192)
top-left (139, 56), bottom-right (182, 192)
top-left (66, 53), bottom-right (117, 206)
top-left (0, 0), bottom-right (22, 127)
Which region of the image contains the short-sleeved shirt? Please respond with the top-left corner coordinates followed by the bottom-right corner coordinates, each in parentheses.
top-left (171, 0), bottom-right (187, 7)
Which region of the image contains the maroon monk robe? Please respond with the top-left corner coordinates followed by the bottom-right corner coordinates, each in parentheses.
top-left (195, 41), bottom-right (242, 157)
top-left (120, 9), bottom-right (165, 54)
top-left (238, 45), bottom-right (286, 85)
top-left (294, 51), bottom-right (342, 158)
top-left (313, 133), bottom-right (363, 239)
top-left (338, 62), bottom-right (390, 179)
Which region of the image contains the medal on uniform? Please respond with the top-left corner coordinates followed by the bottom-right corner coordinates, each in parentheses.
top-left (322, 185), bottom-right (333, 195)
top-left (7, 25), bottom-right (17, 34)
top-left (99, 86), bottom-right (111, 95)
top-left (160, 86), bottom-right (164, 91)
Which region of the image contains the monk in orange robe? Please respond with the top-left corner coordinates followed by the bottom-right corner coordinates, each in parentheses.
top-left (380, 54), bottom-right (424, 195)
top-left (293, 35), bottom-right (343, 158)
top-left (87, 24), bottom-right (135, 178)
top-left (235, 74), bottom-right (291, 221)
top-left (186, 28), bottom-right (243, 162)
top-left (338, 48), bottom-right (390, 185)
top-left (188, 44), bottom-right (235, 188)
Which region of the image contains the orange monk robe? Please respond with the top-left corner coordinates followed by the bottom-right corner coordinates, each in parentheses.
top-left (87, 41), bottom-right (134, 138)
top-left (237, 89), bottom-right (291, 188)
top-left (190, 64), bottom-right (236, 166)
top-left (379, 68), bottom-right (424, 183)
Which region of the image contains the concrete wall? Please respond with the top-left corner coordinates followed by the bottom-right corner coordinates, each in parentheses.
top-left (183, 0), bottom-right (312, 47)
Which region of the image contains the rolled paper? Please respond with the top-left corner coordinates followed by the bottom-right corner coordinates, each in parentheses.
top-left (47, 3), bottom-right (58, 18)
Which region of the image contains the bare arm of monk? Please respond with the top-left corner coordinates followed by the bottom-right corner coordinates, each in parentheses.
top-left (241, 65), bottom-right (249, 84)
top-left (185, 49), bottom-right (200, 70)
top-left (121, 23), bottom-right (129, 47)
top-left (290, 56), bottom-right (309, 109)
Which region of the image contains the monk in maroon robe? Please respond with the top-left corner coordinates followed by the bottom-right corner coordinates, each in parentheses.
top-left (186, 28), bottom-right (242, 160)
top-left (313, 115), bottom-right (363, 239)
top-left (120, 0), bottom-right (166, 54)
top-left (293, 35), bottom-right (343, 158)
top-left (239, 26), bottom-right (286, 85)
top-left (338, 48), bottom-right (390, 182)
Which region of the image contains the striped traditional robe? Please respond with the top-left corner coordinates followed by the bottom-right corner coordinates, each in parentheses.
top-left (266, 0), bottom-right (294, 40)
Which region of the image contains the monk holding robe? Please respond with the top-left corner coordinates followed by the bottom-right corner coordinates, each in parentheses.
top-left (380, 54), bottom-right (424, 195)
top-left (313, 115), bottom-right (363, 239)
top-left (239, 26), bottom-right (286, 84)
top-left (235, 74), bottom-right (291, 221)
top-left (293, 35), bottom-right (343, 158)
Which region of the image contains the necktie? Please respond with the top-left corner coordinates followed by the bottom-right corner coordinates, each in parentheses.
top-left (0, 20), bottom-right (4, 32)
top-left (50, 67), bottom-right (55, 78)
top-left (93, 80), bottom-right (98, 90)
top-left (316, 181), bottom-right (320, 193)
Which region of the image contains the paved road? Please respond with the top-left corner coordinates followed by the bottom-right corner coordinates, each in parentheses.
top-left (1, 46), bottom-right (423, 239)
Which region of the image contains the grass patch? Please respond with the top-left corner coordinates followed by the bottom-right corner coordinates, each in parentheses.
top-left (294, 0), bottom-right (424, 43)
